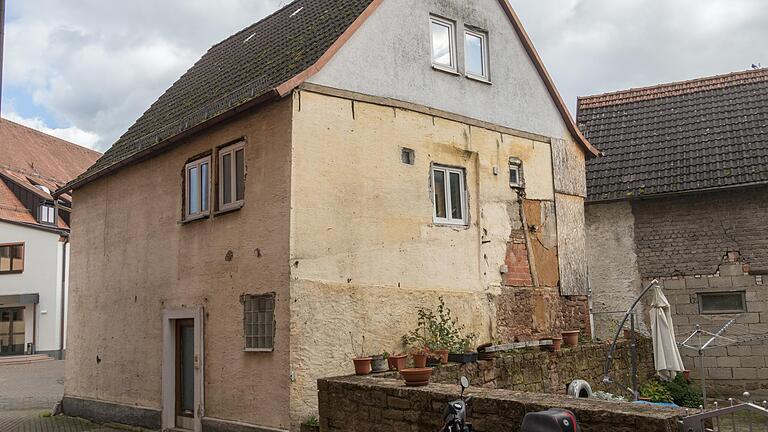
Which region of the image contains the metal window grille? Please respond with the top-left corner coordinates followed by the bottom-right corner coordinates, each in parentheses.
top-left (243, 294), bottom-right (275, 350)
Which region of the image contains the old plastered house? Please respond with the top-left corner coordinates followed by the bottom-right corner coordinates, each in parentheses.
top-left (580, 69), bottom-right (768, 394)
top-left (57, 0), bottom-right (598, 430)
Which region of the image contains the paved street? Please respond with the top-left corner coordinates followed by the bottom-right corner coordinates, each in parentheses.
top-left (0, 360), bottom-right (139, 432)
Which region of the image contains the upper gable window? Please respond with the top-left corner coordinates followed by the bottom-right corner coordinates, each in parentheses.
top-left (431, 164), bottom-right (467, 225)
top-left (465, 29), bottom-right (489, 80)
top-left (430, 16), bottom-right (457, 72)
top-left (185, 156), bottom-right (211, 220)
top-left (39, 204), bottom-right (56, 225)
top-left (218, 142), bottom-right (245, 211)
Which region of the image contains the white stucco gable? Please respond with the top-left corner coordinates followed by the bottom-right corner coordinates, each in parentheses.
top-left (307, 0), bottom-right (575, 143)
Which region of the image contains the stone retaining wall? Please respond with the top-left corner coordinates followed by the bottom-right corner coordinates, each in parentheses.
top-left (318, 376), bottom-right (686, 432)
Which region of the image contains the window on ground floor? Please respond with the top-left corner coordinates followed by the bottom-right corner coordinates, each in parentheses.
top-left (242, 293), bottom-right (275, 351)
top-left (431, 164), bottom-right (467, 225)
top-left (0, 243), bottom-right (24, 274)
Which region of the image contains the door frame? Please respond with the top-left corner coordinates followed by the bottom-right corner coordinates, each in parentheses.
top-left (162, 307), bottom-right (204, 432)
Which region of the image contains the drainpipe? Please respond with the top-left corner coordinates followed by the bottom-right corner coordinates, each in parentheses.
top-left (59, 234), bottom-right (69, 360)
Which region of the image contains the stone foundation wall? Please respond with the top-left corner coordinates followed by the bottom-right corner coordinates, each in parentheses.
top-left (318, 376), bottom-right (686, 432)
top-left (427, 339), bottom-right (653, 396)
top-left (495, 286), bottom-right (591, 341)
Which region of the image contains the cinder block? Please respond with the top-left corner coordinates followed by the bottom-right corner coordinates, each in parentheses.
top-left (675, 304), bottom-right (699, 315)
top-left (732, 368), bottom-right (759, 379)
top-left (707, 367), bottom-right (733, 379)
top-left (662, 279), bottom-right (686, 290)
top-left (719, 263), bottom-right (744, 277)
top-left (709, 277), bottom-right (734, 289)
top-left (740, 356), bottom-right (765, 368)
top-left (717, 357), bottom-right (741, 368)
top-left (747, 323), bottom-right (768, 334)
top-left (740, 313), bottom-right (761, 324)
top-left (685, 276), bottom-right (709, 289)
top-left (732, 275), bottom-right (758, 287)
top-left (727, 346), bottom-right (751, 357)
top-left (758, 368), bottom-right (768, 379)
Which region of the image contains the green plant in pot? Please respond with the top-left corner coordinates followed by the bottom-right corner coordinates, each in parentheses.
top-left (403, 297), bottom-right (477, 365)
top-left (350, 333), bottom-right (371, 375)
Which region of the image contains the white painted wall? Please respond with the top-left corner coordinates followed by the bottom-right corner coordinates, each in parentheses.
top-left (0, 220), bottom-right (68, 355)
top-left (308, 0), bottom-right (572, 141)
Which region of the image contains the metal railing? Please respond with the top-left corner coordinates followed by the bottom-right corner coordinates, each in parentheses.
top-left (679, 397), bottom-right (768, 432)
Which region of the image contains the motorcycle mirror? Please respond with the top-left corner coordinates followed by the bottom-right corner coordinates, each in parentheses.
top-left (460, 376), bottom-right (470, 389)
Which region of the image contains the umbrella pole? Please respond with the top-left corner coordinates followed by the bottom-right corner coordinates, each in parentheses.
top-left (698, 325), bottom-right (707, 408)
top-left (631, 313), bottom-right (638, 401)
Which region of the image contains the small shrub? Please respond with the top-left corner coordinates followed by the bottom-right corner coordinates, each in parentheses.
top-left (640, 379), bottom-right (673, 403)
top-left (303, 416), bottom-right (319, 427)
top-left (667, 374), bottom-right (703, 408)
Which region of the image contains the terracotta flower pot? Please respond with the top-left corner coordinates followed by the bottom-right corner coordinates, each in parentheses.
top-left (562, 330), bottom-right (580, 348)
top-left (434, 349), bottom-right (449, 364)
top-left (400, 368), bottom-right (433, 387)
top-left (623, 329), bottom-right (633, 339)
top-left (388, 355), bottom-right (407, 371)
top-left (682, 370), bottom-right (691, 381)
top-left (353, 357), bottom-right (372, 375)
top-left (551, 337), bottom-right (563, 351)
top-left (412, 352), bottom-right (428, 369)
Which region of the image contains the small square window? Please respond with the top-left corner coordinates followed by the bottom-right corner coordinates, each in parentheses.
top-left (0, 243), bottom-right (24, 274)
top-left (431, 164), bottom-right (467, 225)
top-left (465, 29), bottom-right (489, 81)
top-left (243, 294), bottom-right (275, 351)
top-left (430, 16), bottom-right (457, 72)
top-left (509, 158), bottom-right (524, 188)
top-left (401, 148), bottom-right (415, 165)
top-left (219, 142), bottom-right (245, 211)
top-left (185, 156), bottom-right (211, 220)
top-left (698, 292), bottom-right (746, 314)
top-left (38, 204), bottom-right (56, 224)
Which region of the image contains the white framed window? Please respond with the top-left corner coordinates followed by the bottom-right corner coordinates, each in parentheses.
top-left (698, 292), bottom-right (746, 314)
top-left (464, 29), bottom-right (489, 81)
top-left (509, 158), bottom-right (524, 188)
top-left (185, 156), bottom-right (210, 220)
top-left (39, 204), bottom-right (56, 224)
top-left (431, 164), bottom-right (467, 225)
top-left (243, 293), bottom-right (275, 351)
top-left (430, 16), bottom-right (457, 72)
top-left (218, 141), bottom-right (245, 211)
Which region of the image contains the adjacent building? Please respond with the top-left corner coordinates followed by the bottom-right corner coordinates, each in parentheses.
top-left (580, 68), bottom-right (768, 395)
top-left (0, 118), bottom-right (101, 358)
top-left (58, 0), bottom-right (598, 431)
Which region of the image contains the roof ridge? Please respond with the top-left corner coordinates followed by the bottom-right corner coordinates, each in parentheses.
top-left (578, 68), bottom-right (768, 109)
top-left (0, 117), bottom-right (102, 156)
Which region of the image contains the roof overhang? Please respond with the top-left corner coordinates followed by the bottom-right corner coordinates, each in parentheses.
top-left (56, 0), bottom-right (596, 196)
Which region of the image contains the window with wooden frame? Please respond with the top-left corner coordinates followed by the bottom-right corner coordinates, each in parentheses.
top-left (431, 164), bottom-right (467, 225)
top-left (0, 243), bottom-right (24, 274)
top-left (184, 156), bottom-right (211, 220)
top-left (430, 16), bottom-right (457, 72)
top-left (242, 293), bottom-right (275, 351)
top-left (464, 28), bottom-right (489, 81)
top-left (218, 142), bottom-right (245, 211)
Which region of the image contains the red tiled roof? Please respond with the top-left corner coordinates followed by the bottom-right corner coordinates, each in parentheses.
top-left (0, 118), bottom-right (101, 229)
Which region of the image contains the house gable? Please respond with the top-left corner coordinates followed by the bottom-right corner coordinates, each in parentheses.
top-left (306, 0), bottom-right (591, 153)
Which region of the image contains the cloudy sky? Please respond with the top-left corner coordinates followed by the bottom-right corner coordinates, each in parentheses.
top-left (2, 0), bottom-right (767, 151)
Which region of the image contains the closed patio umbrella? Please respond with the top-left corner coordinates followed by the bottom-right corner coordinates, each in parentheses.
top-left (650, 285), bottom-right (685, 380)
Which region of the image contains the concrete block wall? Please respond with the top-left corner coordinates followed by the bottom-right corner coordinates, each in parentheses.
top-left (654, 262), bottom-right (768, 395)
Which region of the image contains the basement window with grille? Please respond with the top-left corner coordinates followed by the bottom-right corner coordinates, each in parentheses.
top-left (242, 293), bottom-right (275, 351)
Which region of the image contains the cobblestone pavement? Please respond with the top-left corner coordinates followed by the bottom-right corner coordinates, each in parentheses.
top-left (0, 361), bottom-right (137, 431)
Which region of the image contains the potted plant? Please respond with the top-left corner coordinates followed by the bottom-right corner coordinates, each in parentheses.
top-left (623, 328), bottom-right (634, 339)
top-left (399, 367), bottom-right (433, 387)
top-left (550, 336), bottom-right (563, 351)
top-left (301, 416), bottom-right (320, 432)
top-left (411, 347), bottom-right (429, 368)
top-left (448, 332), bottom-right (479, 363)
top-left (387, 352), bottom-right (408, 371)
top-left (403, 297), bottom-right (477, 366)
top-left (371, 352), bottom-right (389, 373)
top-left (350, 333), bottom-right (371, 375)
top-left (562, 330), bottom-right (580, 348)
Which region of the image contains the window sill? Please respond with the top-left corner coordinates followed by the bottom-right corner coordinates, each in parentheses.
top-left (466, 74), bottom-right (492, 85)
top-left (432, 220), bottom-right (470, 228)
top-left (181, 213), bottom-right (210, 225)
top-left (432, 64), bottom-right (461, 76)
top-left (214, 202), bottom-right (244, 217)
top-left (244, 348), bottom-right (274, 353)
top-left (0, 271), bottom-right (24, 275)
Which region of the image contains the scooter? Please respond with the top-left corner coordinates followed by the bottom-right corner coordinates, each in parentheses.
top-left (438, 376), bottom-right (580, 432)
top-left (439, 376), bottom-right (474, 432)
